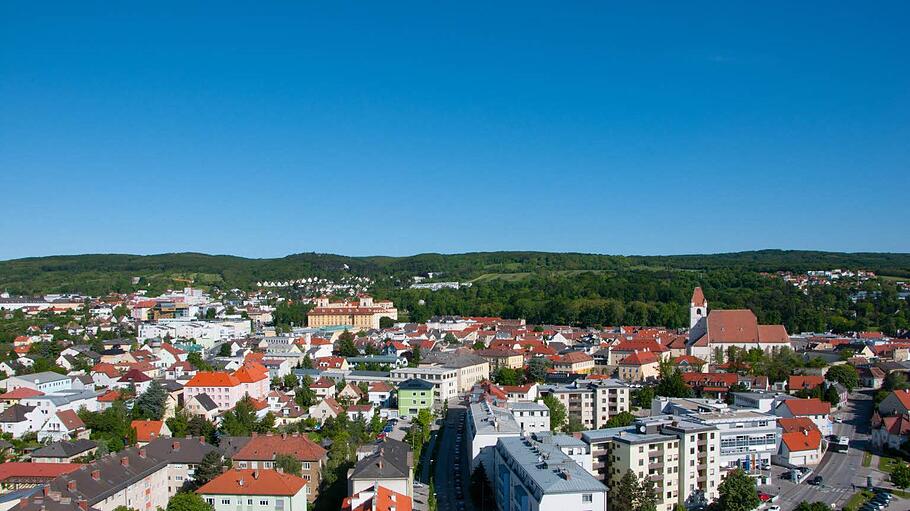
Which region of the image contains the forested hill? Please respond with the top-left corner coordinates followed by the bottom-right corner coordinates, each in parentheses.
top-left (0, 250), bottom-right (908, 296)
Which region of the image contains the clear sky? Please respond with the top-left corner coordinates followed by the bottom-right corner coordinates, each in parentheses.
top-left (1, 2), bottom-right (908, 260)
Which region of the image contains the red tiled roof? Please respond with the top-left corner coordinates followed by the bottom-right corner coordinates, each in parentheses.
top-left (691, 287), bottom-right (707, 307)
top-left (557, 351), bottom-right (593, 364)
top-left (131, 419), bottom-right (167, 442)
top-left (778, 417), bottom-right (816, 433)
top-left (186, 371), bottom-right (241, 387)
top-left (888, 389), bottom-right (910, 411)
top-left (620, 351), bottom-right (659, 366)
top-left (781, 428), bottom-right (821, 452)
top-left (0, 387), bottom-right (44, 399)
top-left (681, 372), bottom-right (739, 387)
top-left (234, 433), bottom-right (327, 462)
top-left (56, 410), bottom-right (84, 430)
top-left (197, 469), bottom-right (307, 496)
top-left (789, 375), bottom-right (825, 391)
top-left (781, 398), bottom-right (831, 416)
top-left (98, 389), bottom-right (122, 402)
top-left (368, 382), bottom-right (393, 393)
top-left (0, 463), bottom-right (81, 483)
top-left (343, 485), bottom-right (413, 511)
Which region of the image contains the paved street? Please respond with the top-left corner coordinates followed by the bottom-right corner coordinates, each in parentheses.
top-left (434, 402), bottom-right (472, 511)
top-left (767, 390), bottom-right (879, 510)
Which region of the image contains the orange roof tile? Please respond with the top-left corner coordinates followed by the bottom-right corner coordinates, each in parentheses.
top-left (781, 428), bottom-right (821, 452)
top-left (197, 469), bottom-right (307, 496)
top-left (131, 419), bottom-right (167, 442)
top-left (782, 398), bottom-right (831, 416)
top-left (234, 433), bottom-right (327, 462)
top-left (186, 371), bottom-right (241, 387)
top-left (0, 387), bottom-right (44, 399)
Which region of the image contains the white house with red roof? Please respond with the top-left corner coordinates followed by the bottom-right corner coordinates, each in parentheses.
top-left (774, 398), bottom-right (832, 437)
top-left (879, 389), bottom-right (910, 417)
top-left (38, 410), bottom-right (88, 442)
top-left (367, 382), bottom-right (393, 408)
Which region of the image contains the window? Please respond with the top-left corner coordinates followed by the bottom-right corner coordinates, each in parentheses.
top-left (582, 494), bottom-right (593, 503)
top-left (248, 500), bottom-right (253, 505)
top-left (260, 500), bottom-right (269, 506)
top-left (221, 499), bottom-right (231, 505)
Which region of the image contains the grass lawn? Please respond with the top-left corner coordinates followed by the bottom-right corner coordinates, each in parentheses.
top-left (864, 451), bottom-right (873, 467)
top-left (879, 455), bottom-right (901, 473)
top-left (843, 490), bottom-right (874, 511)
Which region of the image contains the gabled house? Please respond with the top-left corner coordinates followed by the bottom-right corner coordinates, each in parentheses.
top-left (38, 410), bottom-right (88, 442)
top-left (308, 397), bottom-right (344, 424)
top-left (367, 382), bottom-right (394, 408)
top-left (132, 419), bottom-right (171, 445)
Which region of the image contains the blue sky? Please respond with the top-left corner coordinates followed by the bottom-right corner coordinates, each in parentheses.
top-left (1, 2), bottom-right (908, 260)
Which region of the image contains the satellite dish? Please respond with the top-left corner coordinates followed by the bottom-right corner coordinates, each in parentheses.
top-left (639, 425), bottom-right (646, 433)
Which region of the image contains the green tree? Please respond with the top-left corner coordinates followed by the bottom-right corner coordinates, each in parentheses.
top-left (193, 450), bottom-right (226, 488)
top-left (282, 373), bottom-right (299, 390)
top-left (379, 316), bottom-right (395, 329)
top-left (542, 394), bottom-right (566, 431)
top-left (166, 409), bottom-right (189, 438)
top-left (892, 462), bottom-right (910, 489)
top-left (134, 380), bottom-right (168, 420)
top-left (218, 343), bottom-right (232, 357)
top-left (794, 502), bottom-right (830, 511)
top-left (565, 416), bottom-right (584, 433)
top-left (633, 386), bottom-right (655, 409)
top-left (713, 469), bottom-right (760, 511)
top-left (187, 352), bottom-right (212, 371)
top-left (444, 332), bottom-right (458, 345)
top-left (336, 331), bottom-right (359, 357)
top-left (825, 364), bottom-right (859, 392)
top-left (493, 367), bottom-right (522, 386)
top-left (526, 357), bottom-right (549, 382)
top-left (823, 384), bottom-right (840, 407)
top-left (166, 492), bottom-right (211, 511)
top-left (274, 454), bottom-right (302, 477)
top-left (605, 411), bottom-right (635, 428)
top-left (655, 369), bottom-right (692, 398)
top-left (220, 396), bottom-right (271, 436)
top-left (610, 470), bottom-right (639, 511)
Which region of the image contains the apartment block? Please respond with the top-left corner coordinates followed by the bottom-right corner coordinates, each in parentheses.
top-left (582, 416), bottom-right (721, 511)
top-left (540, 379), bottom-right (630, 430)
top-left (492, 435), bottom-right (608, 511)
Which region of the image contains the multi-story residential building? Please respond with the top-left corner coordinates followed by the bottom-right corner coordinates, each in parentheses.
top-left (691, 410), bottom-right (776, 480)
top-left (552, 352), bottom-right (595, 374)
top-left (540, 379), bottom-right (630, 430)
top-left (617, 351), bottom-right (660, 381)
top-left (184, 361), bottom-right (270, 412)
top-left (5, 372), bottom-right (72, 393)
top-left (197, 469), bottom-right (308, 511)
top-left (13, 437), bottom-right (215, 511)
top-left (774, 398), bottom-right (833, 437)
top-left (467, 401), bottom-right (523, 473)
top-left (582, 416), bottom-right (721, 511)
top-left (306, 295), bottom-right (397, 330)
top-left (492, 435), bottom-right (608, 511)
top-left (347, 439), bottom-right (414, 498)
top-left (390, 368), bottom-right (458, 403)
top-left (397, 379), bottom-right (435, 417)
top-left (506, 401), bottom-right (550, 434)
top-left (476, 349), bottom-right (524, 370)
top-left (419, 351), bottom-right (490, 392)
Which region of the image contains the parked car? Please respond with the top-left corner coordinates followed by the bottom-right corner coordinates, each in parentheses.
top-left (809, 475), bottom-right (824, 486)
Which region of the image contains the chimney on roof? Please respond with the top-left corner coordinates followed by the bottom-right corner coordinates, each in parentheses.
top-left (43, 487), bottom-right (50, 497)
top-left (77, 500), bottom-right (88, 511)
top-left (172, 441), bottom-right (180, 451)
top-left (120, 456), bottom-right (129, 467)
top-left (199, 436), bottom-right (206, 444)
top-left (139, 448), bottom-right (146, 458)
top-left (91, 470), bottom-right (100, 481)
top-left (252, 471), bottom-right (259, 480)
top-left (67, 481), bottom-right (76, 491)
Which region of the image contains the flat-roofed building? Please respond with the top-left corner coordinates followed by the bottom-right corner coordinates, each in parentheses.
top-left (582, 416), bottom-right (721, 511)
top-left (540, 379), bottom-right (630, 430)
top-left (390, 367), bottom-right (459, 403)
top-left (467, 401), bottom-right (523, 474)
top-left (492, 435), bottom-right (608, 511)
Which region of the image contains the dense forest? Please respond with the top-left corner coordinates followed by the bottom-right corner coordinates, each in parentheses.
top-left (0, 250), bottom-right (907, 335)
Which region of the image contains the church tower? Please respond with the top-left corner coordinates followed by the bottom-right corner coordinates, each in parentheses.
top-left (690, 287), bottom-right (707, 329)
